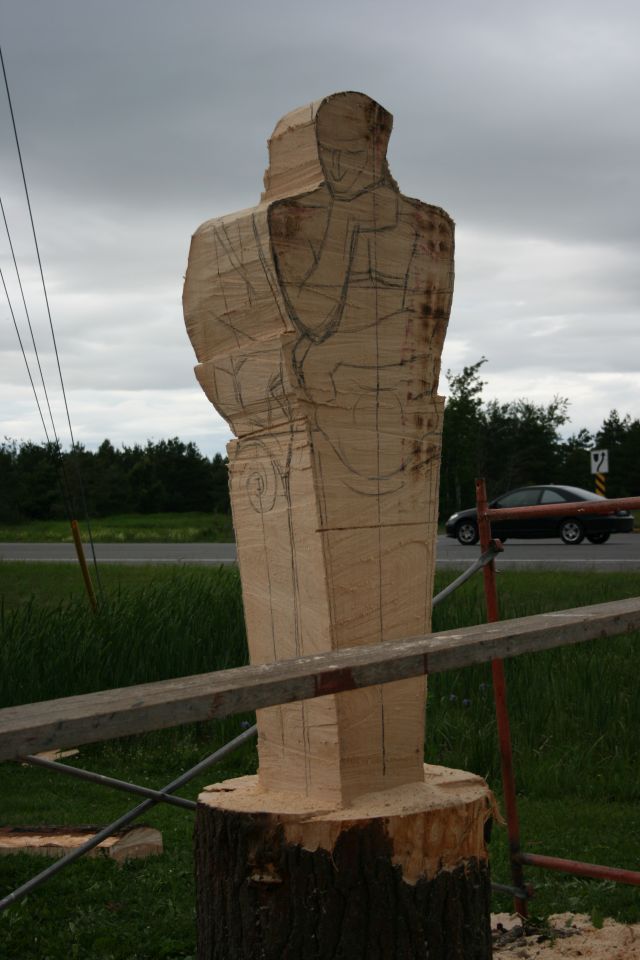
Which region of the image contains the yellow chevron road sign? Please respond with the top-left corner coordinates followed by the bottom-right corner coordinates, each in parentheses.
top-left (591, 449), bottom-right (608, 496)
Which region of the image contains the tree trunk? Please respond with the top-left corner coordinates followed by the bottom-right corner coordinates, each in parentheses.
top-left (195, 766), bottom-right (494, 960)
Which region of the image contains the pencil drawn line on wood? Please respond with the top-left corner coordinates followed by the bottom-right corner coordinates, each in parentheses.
top-left (183, 90), bottom-right (454, 804)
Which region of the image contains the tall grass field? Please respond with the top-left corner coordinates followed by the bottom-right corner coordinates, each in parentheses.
top-left (1, 563), bottom-right (639, 958)
top-left (0, 511), bottom-right (234, 543)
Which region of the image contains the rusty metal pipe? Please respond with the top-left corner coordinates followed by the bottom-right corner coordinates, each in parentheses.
top-left (518, 852), bottom-right (640, 886)
top-left (476, 477), bottom-right (528, 917)
top-left (483, 495), bottom-right (640, 523)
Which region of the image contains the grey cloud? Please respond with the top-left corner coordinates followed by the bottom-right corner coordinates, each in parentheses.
top-left (1, 0), bottom-right (639, 450)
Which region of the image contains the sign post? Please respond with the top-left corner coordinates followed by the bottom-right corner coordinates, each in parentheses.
top-left (590, 449), bottom-right (609, 496)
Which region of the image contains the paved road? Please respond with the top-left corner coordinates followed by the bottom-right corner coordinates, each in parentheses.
top-left (0, 541), bottom-right (238, 564)
top-left (437, 533), bottom-right (640, 571)
top-left (2, 535), bottom-right (639, 570)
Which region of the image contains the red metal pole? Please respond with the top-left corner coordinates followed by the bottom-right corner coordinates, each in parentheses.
top-left (519, 852), bottom-right (640, 886)
top-left (485, 494), bottom-right (640, 523)
top-left (475, 478), bottom-right (528, 916)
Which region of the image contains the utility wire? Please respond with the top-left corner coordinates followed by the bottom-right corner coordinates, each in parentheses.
top-left (0, 194), bottom-right (61, 448)
top-left (1, 263), bottom-right (53, 447)
top-left (0, 45), bottom-right (76, 449)
top-left (0, 263), bottom-right (75, 520)
top-left (0, 43), bottom-right (103, 600)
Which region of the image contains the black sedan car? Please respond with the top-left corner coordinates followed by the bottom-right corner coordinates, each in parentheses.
top-left (445, 484), bottom-right (634, 545)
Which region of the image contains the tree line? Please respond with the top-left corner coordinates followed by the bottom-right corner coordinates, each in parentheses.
top-left (2, 359), bottom-right (638, 523)
top-left (0, 438), bottom-right (230, 522)
top-left (440, 358), bottom-right (640, 518)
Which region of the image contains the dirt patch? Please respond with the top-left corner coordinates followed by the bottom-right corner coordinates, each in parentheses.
top-left (492, 912), bottom-right (640, 958)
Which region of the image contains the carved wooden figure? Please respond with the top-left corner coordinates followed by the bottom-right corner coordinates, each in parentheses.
top-left (185, 92), bottom-right (493, 959)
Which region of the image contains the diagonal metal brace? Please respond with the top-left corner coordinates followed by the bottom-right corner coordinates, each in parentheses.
top-left (0, 724), bottom-right (257, 913)
top-left (432, 539), bottom-right (504, 609)
top-left (23, 754), bottom-right (197, 810)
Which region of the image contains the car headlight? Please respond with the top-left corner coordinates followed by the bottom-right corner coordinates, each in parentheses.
top-left (447, 513), bottom-right (459, 522)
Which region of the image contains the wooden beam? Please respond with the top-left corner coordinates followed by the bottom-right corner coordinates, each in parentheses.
top-left (1, 596), bottom-right (639, 762)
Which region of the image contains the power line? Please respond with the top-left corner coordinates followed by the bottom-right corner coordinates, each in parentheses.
top-left (0, 193), bottom-right (60, 446)
top-left (0, 43), bottom-right (103, 601)
top-left (0, 44), bottom-right (78, 450)
top-left (0, 262), bottom-right (76, 520)
top-left (1, 263), bottom-right (53, 447)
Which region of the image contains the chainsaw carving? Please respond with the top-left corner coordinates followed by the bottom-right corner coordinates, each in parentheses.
top-left (184, 91), bottom-right (454, 806)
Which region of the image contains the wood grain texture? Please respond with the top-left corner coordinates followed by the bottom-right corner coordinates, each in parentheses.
top-left (183, 91), bottom-right (453, 804)
top-left (2, 596), bottom-right (639, 762)
top-left (195, 766), bottom-right (493, 959)
top-left (0, 826), bottom-right (162, 863)
top-left (198, 765), bottom-right (494, 882)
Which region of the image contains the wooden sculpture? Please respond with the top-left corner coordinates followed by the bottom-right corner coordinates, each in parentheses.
top-left (185, 92), bottom-right (493, 959)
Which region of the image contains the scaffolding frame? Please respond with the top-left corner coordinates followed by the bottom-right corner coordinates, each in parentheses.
top-left (1, 497), bottom-right (639, 920)
top-left (474, 479), bottom-right (640, 915)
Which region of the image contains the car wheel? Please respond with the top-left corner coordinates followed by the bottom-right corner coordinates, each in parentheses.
top-left (586, 532), bottom-right (610, 545)
top-left (456, 519), bottom-right (479, 545)
top-left (560, 519), bottom-right (585, 545)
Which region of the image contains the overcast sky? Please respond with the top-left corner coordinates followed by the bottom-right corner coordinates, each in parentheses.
top-left (1, 0), bottom-right (638, 457)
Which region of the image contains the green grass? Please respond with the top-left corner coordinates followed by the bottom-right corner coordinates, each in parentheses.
top-left (1, 564), bottom-right (639, 956)
top-left (0, 561), bottom-right (192, 610)
top-left (489, 797), bottom-right (640, 922)
top-left (0, 511), bottom-right (234, 543)
top-left (0, 566), bottom-right (246, 706)
top-left (0, 511), bottom-right (637, 545)
top-left (0, 726), bottom-right (257, 960)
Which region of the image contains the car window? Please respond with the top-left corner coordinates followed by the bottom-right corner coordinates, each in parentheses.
top-left (539, 489), bottom-right (568, 504)
top-left (495, 489), bottom-right (541, 508)
top-left (559, 485), bottom-right (604, 501)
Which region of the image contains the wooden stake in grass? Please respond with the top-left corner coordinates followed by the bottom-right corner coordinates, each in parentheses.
top-left (70, 519), bottom-right (98, 612)
top-left (184, 91), bottom-right (493, 959)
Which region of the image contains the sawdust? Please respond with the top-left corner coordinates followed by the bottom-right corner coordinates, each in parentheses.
top-left (492, 912), bottom-right (640, 959)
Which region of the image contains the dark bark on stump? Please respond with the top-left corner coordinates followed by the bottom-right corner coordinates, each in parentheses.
top-left (195, 804), bottom-right (492, 960)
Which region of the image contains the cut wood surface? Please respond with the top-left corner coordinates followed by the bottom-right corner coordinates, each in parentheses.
top-left (1, 596), bottom-right (639, 762)
top-left (31, 748), bottom-right (79, 762)
top-left (195, 764), bottom-right (493, 959)
top-left (184, 91), bottom-right (453, 805)
top-left (198, 763), bottom-right (494, 883)
top-left (0, 825), bottom-right (162, 863)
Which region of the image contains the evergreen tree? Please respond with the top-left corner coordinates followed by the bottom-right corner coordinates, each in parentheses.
top-left (480, 396), bottom-right (569, 495)
top-left (596, 412), bottom-right (640, 497)
top-left (440, 358), bottom-right (486, 518)
top-left (556, 428), bottom-right (594, 491)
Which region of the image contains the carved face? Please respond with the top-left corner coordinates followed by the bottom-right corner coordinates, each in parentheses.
top-left (316, 94), bottom-right (392, 198)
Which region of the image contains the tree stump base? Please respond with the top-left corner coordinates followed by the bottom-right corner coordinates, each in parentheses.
top-left (195, 764), bottom-right (495, 960)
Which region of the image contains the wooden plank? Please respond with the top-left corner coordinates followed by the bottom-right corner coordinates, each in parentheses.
top-left (0, 825), bottom-right (162, 862)
top-left (1, 595), bottom-right (639, 762)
